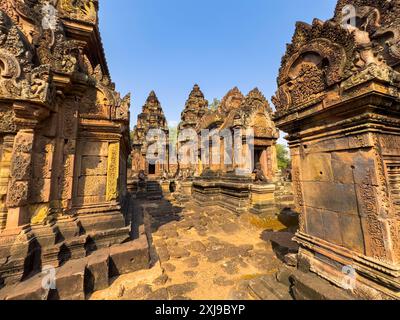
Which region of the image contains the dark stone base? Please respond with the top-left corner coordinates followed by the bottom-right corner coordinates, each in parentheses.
top-left (289, 269), bottom-right (355, 300)
top-left (192, 178), bottom-right (251, 215)
top-left (0, 201), bottom-right (132, 288)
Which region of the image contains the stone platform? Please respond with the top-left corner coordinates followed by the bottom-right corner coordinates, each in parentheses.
top-left (0, 232), bottom-right (150, 300)
top-left (0, 194), bottom-right (152, 300)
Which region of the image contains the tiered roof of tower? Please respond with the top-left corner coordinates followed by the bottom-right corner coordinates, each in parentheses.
top-left (219, 88), bottom-right (277, 138)
top-left (179, 84), bottom-right (209, 131)
top-left (240, 88), bottom-right (273, 114)
top-left (273, 0), bottom-right (400, 119)
top-left (132, 91), bottom-right (168, 147)
top-left (218, 87), bottom-right (245, 115)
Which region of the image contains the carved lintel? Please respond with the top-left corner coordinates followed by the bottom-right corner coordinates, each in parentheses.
top-left (12, 102), bottom-right (50, 129)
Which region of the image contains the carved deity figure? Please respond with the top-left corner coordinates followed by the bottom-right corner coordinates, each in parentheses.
top-left (138, 170), bottom-right (146, 182)
top-left (161, 169), bottom-right (168, 181)
top-left (253, 162), bottom-right (269, 184)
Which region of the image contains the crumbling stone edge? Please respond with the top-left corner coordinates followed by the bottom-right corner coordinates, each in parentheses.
top-left (0, 231), bottom-right (151, 300)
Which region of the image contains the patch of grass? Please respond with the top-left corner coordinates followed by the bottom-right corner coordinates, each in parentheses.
top-left (245, 214), bottom-right (286, 231)
top-left (240, 270), bottom-right (277, 280)
top-left (240, 274), bottom-right (266, 280)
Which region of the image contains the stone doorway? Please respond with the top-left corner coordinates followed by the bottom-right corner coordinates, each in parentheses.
top-left (254, 149), bottom-right (262, 166)
top-left (148, 164), bottom-right (156, 175)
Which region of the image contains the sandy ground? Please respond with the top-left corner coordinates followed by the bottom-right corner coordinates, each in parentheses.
top-left (90, 200), bottom-right (286, 300)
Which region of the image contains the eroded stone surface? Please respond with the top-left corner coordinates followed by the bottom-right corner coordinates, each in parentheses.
top-left (91, 199), bottom-right (289, 300)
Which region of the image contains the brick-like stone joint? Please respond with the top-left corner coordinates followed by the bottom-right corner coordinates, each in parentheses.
top-left (272, 0), bottom-right (400, 300)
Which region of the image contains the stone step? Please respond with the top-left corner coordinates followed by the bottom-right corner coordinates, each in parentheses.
top-left (261, 231), bottom-right (299, 258)
top-left (259, 275), bottom-right (293, 300)
top-left (248, 279), bottom-right (280, 300)
top-left (290, 269), bottom-right (356, 300)
top-left (0, 234), bottom-right (150, 300)
top-left (247, 275), bottom-right (293, 300)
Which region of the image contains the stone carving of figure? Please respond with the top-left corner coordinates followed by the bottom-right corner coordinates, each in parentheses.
top-left (161, 169), bottom-right (168, 181)
top-left (253, 162), bottom-right (269, 184)
top-left (137, 169), bottom-right (147, 192)
top-left (182, 169), bottom-right (188, 181)
top-left (138, 170), bottom-right (146, 182)
top-left (169, 180), bottom-right (176, 193)
top-left (284, 165), bottom-right (292, 182)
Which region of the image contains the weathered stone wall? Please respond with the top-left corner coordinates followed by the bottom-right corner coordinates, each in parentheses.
top-left (76, 140), bottom-right (109, 206)
top-left (291, 134), bottom-right (375, 255)
top-left (0, 0), bottom-right (132, 285)
top-left (131, 91), bottom-right (169, 178)
top-left (273, 0), bottom-right (400, 299)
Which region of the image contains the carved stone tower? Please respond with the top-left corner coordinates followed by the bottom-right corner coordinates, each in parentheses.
top-left (273, 0), bottom-right (400, 299)
top-left (178, 84), bottom-right (209, 172)
top-left (131, 91), bottom-right (169, 177)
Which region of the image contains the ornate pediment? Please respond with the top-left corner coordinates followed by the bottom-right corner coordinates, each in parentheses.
top-left (0, 9), bottom-right (52, 104)
top-left (58, 0), bottom-right (98, 25)
top-left (241, 88), bottom-right (273, 114)
top-left (273, 2), bottom-right (400, 118)
top-left (218, 87), bottom-right (244, 115)
top-left (334, 0), bottom-right (400, 67)
top-left (115, 93), bottom-right (130, 122)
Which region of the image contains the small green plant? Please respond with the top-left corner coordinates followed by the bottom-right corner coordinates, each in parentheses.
top-left (276, 144), bottom-right (290, 170)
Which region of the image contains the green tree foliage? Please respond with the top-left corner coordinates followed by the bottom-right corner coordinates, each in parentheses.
top-left (276, 144), bottom-right (290, 170)
top-left (127, 154), bottom-right (132, 168)
top-left (130, 130), bottom-right (135, 142)
top-left (169, 125), bottom-right (178, 145)
top-left (209, 98), bottom-right (220, 111)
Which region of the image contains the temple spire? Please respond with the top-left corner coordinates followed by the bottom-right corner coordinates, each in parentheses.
top-left (178, 84), bottom-right (208, 130)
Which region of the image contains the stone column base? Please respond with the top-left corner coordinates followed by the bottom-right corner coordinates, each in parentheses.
top-left (0, 226), bottom-right (37, 286)
top-left (295, 233), bottom-right (400, 300)
top-left (177, 181), bottom-right (193, 203)
top-left (250, 184), bottom-right (277, 216)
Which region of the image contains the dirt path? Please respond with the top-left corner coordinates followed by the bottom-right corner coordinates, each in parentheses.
top-left (90, 200), bottom-right (287, 300)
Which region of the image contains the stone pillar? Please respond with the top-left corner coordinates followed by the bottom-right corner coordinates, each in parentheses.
top-left (5, 129), bottom-right (35, 232)
top-left (250, 184), bottom-right (277, 216)
top-left (270, 144), bottom-right (279, 182)
top-left (275, 66), bottom-right (400, 298)
top-left (0, 136), bottom-right (13, 232)
top-left (271, 8), bottom-right (400, 298)
top-left (260, 148), bottom-right (269, 179)
top-left (241, 141), bottom-right (252, 175)
top-left (161, 180), bottom-right (171, 198)
top-left (179, 181), bottom-right (193, 203)
top-left (0, 130), bottom-right (37, 285)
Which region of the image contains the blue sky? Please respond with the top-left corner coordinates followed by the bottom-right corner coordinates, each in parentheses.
top-left (99, 0), bottom-right (337, 129)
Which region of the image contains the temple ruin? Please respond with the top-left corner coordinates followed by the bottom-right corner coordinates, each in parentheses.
top-left (1, 0), bottom-right (400, 301)
top-left (131, 91), bottom-right (169, 178)
top-left (273, 0), bottom-right (400, 299)
top-left (0, 0), bottom-right (149, 299)
top-left (178, 84), bottom-right (209, 175)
